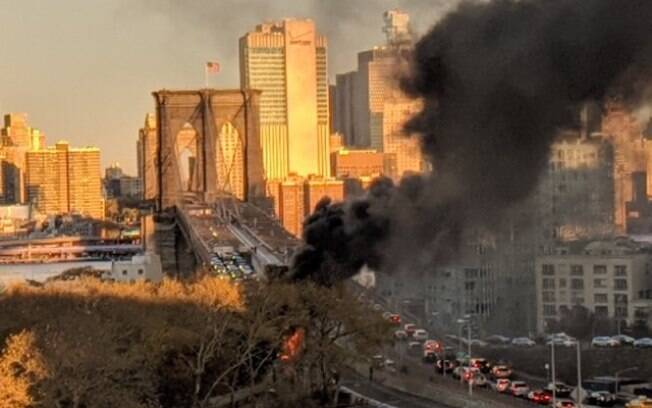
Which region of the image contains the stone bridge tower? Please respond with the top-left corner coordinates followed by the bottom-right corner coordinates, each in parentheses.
top-left (152, 89), bottom-right (265, 210)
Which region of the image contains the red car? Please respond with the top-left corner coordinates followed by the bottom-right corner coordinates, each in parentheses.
top-left (528, 389), bottom-right (552, 405)
top-left (389, 314), bottom-right (401, 325)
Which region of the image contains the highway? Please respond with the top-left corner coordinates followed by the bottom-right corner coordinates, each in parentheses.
top-left (341, 369), bottom-right (456, 408)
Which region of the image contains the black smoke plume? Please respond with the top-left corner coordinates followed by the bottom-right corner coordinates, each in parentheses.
top-left (291, 0), bottom-right (652, 285)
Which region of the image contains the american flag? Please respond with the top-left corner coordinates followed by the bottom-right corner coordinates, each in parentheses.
top-left (206, 61), bottom-right (220, 74)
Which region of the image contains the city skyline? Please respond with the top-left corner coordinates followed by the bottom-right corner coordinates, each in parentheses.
top-left (0, 0), bottom-right (461, 174)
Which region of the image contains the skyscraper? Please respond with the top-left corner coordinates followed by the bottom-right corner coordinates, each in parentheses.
top-left (239, 18), bottom-right (330, 179)
top-left (0, 113), bottom-right (45, 203)
top-left (25, 141), bottom-right (103, 219)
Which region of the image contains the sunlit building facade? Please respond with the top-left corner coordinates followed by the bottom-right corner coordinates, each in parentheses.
top-left (239, 18), bottom-right (330, 179)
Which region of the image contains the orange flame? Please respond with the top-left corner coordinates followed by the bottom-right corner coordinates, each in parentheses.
top-left (280, 327), bottom-right (305, 363)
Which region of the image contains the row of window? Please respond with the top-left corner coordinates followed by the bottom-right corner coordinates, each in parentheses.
top-left (542, 264), bottom-right (627, 276)
top-left (542, 277), bottom-right (628, 290)
top-left (542, 304), bottom-right (628, 318)
top-left (542, 291), bottom-right (628, 304)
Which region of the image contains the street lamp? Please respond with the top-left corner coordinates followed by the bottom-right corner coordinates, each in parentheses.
top-left (615, 366), bottom-right (639, 394)
top-left (456, 318), bottom-right (472, 397)
top-left (550, 339), bottom-right (557, 408)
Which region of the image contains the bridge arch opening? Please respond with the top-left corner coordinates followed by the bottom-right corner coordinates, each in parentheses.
top-left (175, 123), bottom-right (199, 192)
top-left (216, 121), bottom-right (245, 200)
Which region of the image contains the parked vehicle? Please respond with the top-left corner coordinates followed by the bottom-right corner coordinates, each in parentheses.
top-left (613, 334), bottom-right (635, 346)
top-left (510, 381), bottom-right (530, 397)
top-left (548, 337), bottom-right (578, 347)
top-left (528, 389), bottom-right (552, 405)
top-left (592, 336), bottom-right (621, 347)
top-left (555, 400), bottom-right (577, 408)
top-left (586, 390), bottom-right (617, 406)
top-left (634, 338), bottom-right (652, 348)
top-left (470, 339), bottom-right (488, 347)
top-left (413, 329), bottom-right (428, 341)
top-left (512, 337), bottom-right (536, 347)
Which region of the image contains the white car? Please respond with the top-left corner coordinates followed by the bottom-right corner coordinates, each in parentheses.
top-left (413, 329), bottom-right (428, 341)
top-left (633, 337), bottom-right (652, 348)
top-left (548, 337), bottom-right (578, 347)
top-left (394, 330), bottom-right (408, 340)
top-left (512, 337), bottom-right (536, 347)
top-left (592, 336), bottom-right (620, 347)
top-left (510, 381), bottom-right (530, 397)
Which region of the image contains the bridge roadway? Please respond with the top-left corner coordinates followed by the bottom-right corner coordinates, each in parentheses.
top-left (175, 197), bottom-right (299, 275)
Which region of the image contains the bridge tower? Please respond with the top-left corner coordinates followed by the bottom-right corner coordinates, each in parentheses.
top-left (151, 89), bottom-right (265, 210)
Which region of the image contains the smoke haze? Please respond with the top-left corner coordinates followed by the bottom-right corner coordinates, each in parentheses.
top-left (291, 0), bottom-right (652, 285)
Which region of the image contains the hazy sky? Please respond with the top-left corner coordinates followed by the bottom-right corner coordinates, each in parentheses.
top-left (0, 0), bottom-right (460, 174)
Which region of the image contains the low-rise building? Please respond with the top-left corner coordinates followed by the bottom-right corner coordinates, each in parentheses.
top-left (535, 239), bottom-right (652, 333)
top-left (105, 253), bottom-right (163, 283)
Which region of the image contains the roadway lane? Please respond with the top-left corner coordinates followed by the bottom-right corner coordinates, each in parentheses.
top-left (341, 369), bottom-right (456, 408)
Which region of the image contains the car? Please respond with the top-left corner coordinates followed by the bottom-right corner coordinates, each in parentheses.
top-left (492, 378), bottom-right (511, 393)
top-left (612, 334), bottom-right (635, 346)
top-left (413, 329), bottom-right (428, 341)
top-left (634, 338), bottom-right (652, 348)
top-left (407, 341), bottom-right (422, 355)
top-left (436, 358), bottom-right (456, 374)
top-left (464, 368), bottom-right (487, 387)
top-left (423, 350), bottom-right (437, 363)
top-left (512, 337), bottom-right (536, 347)
top-left (423, 339), bottom-right (441, 352)
top-left (546, 382), bottom-right (573, 398)
top-left (510, 381), bottom-right (530, 397)
top-left (528, 389), bottom-right (552, 405)
top-left (491, 364), bottom-right (512, 378)
top-left (592, 336), bottom-right (621, 347)
top-left (404, 324), bottom-right (417, 336)
top-left (470, 358), bottom-right (490, 373)
top-left (388, 314), bottom-right (401, 325)
top-left (470, 339), bottom-right (488, 347)
top-left (548, 337), bottom-right (578, 347)
top-left (382, 311), bottom-right (392, 320)
top-left (452, 366), bottom-right (467, 380)
top-left (555, 400), bottom-right (577, 408)
top-left (626, 397), bottom-right (652, 407)
top-left (587, 391), bottom-right (617, 407)
top-left (394, 330), bottom-right (408, 340)
top-left (373, 304), bottom-right (383, 311)
top-left (485, 335), bottom-right (511, 345)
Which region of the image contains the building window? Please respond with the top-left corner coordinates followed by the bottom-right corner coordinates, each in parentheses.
top-left (465, 282), bottom-right (475, 291)
top-left (571, 279), bottom-right (584, 290)
top-left (595, 306), bottom-right (609, 316)
top-left (571, 296), bottom-right (585, 305)
top-left (542, 264), bottom-right (555, 276)
top-left (593, 265), bottom-right (607, 275)
top-left (614, 265), bottom-right (627, 277)
top-left (594, 293), bottom-right (608, 303)
top-left (138, 269), bottom-right (144, 275)
top-left (542, 291), bottom-right (555, 302)
top-left (571, 265), bottom-right (584, 276)
top-left (615, 307), bottom-right (628, 318)
top-left (559, 278), bottom-right (567, 288)
top-left (614, 294), bottom-right (628, 304)
top-left (543, 278), bottom-right (555, 289)
top-left (614, 279), bottom-right (628, 290)
top-left (465, 268), bottom-right (479, 279)
top-left (122, 270), bottom-right (127, 276)
top-left (593, 278), bottom-right (607, 289)
top-left (543, 305), bottom-right (557, 316)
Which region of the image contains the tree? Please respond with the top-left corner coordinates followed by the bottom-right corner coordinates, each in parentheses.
top-left (0, 330), bottom-right (48, 408)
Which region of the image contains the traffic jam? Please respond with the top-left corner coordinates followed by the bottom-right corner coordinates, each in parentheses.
top-left (370, 306), bottom-right (652, 408)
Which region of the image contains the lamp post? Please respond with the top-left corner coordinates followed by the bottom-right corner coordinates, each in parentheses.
top-left (467, 322), bottom-right (472, 397)
top-left (576, 340), bottom-right (583, 408)
top-left (550, 339), bottom-right (557, 408)
top-left (615, 366), bottom-right (639, 395)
